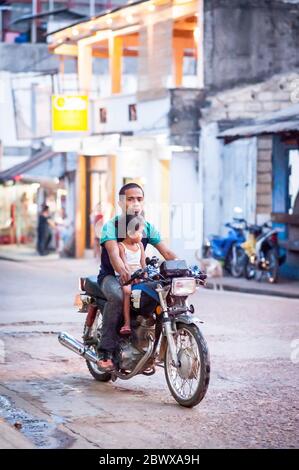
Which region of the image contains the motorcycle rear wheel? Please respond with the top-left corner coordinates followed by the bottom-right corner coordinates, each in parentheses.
top-left (265, 249), bottom-right (279, 283)
top-left (164, 324), bottom-right (210, 408)
top-left (85, 312), bottom-right (112, 382)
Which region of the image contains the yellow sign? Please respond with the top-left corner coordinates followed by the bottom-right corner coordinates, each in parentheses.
top-left (52, 95), bottom-right (88, 132)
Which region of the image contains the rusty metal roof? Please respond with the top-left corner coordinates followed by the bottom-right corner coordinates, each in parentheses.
top-left (0, 148), bottom-right (58, 183)
top-left (218, 104), bottom-right (299, 139)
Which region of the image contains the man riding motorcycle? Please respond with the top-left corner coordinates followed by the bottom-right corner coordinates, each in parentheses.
top-left (97, 183), bottom-right (177, 371)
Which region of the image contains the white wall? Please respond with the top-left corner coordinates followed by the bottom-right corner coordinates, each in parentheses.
top-left (199, 123), bottom-right (258, 239)
top-left (199, 122), bottom-right (223, 238)
top-left (92, 94), bottom-right (170, 135)
top-left (221, 138), bottom-right (257, 229)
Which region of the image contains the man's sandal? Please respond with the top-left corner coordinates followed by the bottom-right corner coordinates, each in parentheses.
top-left (97, 357), bottom-right (115, 372)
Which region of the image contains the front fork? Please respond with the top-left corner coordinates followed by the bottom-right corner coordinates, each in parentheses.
top-left (163, 318), bottom-right (180, 367)
top-left (156, 285), bottom-right (179, 368)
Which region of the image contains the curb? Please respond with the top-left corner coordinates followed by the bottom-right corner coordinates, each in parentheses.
top-left (0, 254), bottom-right (59, 263)
top-left (206, 281), bottom-right (299, 299)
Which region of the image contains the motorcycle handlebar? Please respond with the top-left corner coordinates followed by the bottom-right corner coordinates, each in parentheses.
top-left (123, 267), bottom-right (208, 287)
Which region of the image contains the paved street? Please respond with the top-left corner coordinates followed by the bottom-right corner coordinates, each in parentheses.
top-left (0, 258), bottom-right (298, 449)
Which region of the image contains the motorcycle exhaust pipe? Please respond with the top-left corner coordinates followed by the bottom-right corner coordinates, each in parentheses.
top-left (58, 332), bottom-right (98, 364)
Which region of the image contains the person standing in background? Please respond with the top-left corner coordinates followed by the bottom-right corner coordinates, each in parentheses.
top-left (90, 203), bottom-right (105, 260)
top-left (37, 204), bottom-right (55, 255)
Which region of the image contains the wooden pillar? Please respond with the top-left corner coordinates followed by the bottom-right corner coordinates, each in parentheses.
top-left (173, 38), bottom-right (184, 87)
top-left (108, 154), bottom-right (117, 211)
top-left (78, 43), bottom-right (92, 94)
top-left (197, 0), bottom-right (204, 89)
top-left (75, 155), bottom-right (87, 258)
top-left (109, 35), bottom-right (123, 94)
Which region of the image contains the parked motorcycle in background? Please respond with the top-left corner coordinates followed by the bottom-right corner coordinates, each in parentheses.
top-left (203, 218), bottom-right (247, 278)
top-left (242, 222), bottom-right (285, 283)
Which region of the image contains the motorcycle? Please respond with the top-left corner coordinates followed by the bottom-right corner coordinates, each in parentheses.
top-left (242, 222), bottom-right (285, 283)
top-left (58, 257), bottom-right (210, 408)
top-left (203, 218), bottom-right (247, 277)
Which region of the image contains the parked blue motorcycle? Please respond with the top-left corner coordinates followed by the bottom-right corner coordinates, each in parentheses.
top-left (203, 218), bottom-right (247, 277)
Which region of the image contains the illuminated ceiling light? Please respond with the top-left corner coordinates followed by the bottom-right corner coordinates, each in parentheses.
top-left (126, 14), bottom-right (134, 23)
top-left (148, 3), bottom-right (156, 12)
top-left (57, 38), bottom-right (63, 44)
top-left (193, 27), bottom-right (200, 42)
top-left (89, 23), bottom-right (98, 32)
top-left (106, 17), bottom-right (113, 25)
top-left (72, 28), bottom-right (79, 37)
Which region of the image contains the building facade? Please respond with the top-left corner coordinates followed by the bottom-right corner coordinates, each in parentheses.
top-left (28, 0), bottom-right (294, 269)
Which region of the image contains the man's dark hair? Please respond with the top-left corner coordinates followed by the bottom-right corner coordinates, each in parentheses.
top-left (42, 204), bottom-right (49, 212)
top-left (119, 182), bottom-right (144, 197)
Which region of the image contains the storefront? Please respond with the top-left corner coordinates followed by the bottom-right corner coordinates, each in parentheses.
top-left (0, 148), bottom-right (75, 256)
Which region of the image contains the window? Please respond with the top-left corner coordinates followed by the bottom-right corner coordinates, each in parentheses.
top-left (128, 104), bottom-right (137, 121)
top-left (99, 107), bottom-right (107, 123)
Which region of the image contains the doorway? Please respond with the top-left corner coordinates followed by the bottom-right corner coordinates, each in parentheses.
top-left (85, 156), bottom-right (109, 249)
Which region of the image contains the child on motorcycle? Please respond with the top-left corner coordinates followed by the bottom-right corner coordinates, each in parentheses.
top-left (117, 214), bottom-right (146, 335)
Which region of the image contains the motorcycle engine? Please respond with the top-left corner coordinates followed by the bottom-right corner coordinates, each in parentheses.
top-left (118, 315), bottom-right (155, 370)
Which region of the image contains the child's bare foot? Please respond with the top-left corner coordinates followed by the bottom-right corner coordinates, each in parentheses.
top-left (120, 325), bottom-right (131, 335)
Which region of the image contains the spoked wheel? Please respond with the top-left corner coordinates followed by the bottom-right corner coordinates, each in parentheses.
top-left (265, 249), bottom-right (279, 284)
top-left (85, 311), bottom-right (112, 382)
top-left (227, 244), bottom-right (246, 278)
top-left (244, 256), bottom-right (256, 280)
top-left (164, 324), bottom-right (210, 408)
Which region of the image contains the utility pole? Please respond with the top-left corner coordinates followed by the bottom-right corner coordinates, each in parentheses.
top-left (31, 0), bottom-right (37, 43)
top-left (90, 0), bottom-right (95, 17)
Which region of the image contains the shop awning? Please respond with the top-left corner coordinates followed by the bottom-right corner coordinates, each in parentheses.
top-left (46, 0), bottom-right (149, 37)
top-left (0, 148), bottom-right (65, 183)
top-left (10, 8), bottom-right (86, 26)
top-left (218, 104), bottom-right (299, 140)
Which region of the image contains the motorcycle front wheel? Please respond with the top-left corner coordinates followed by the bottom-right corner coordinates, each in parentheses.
top-left (227, 245), bottom-right (246, 278)
top-left (164, 324), bottom-right (210, 408)
top-left (244, 256), bottom-right (256, 280)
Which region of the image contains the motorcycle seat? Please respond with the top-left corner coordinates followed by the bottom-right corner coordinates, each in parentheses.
top-left (249, 225), bottom-right (262, 235)
top-left (84, 276), bottom-right (106, 300)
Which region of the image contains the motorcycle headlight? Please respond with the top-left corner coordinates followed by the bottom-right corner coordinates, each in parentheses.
top-left (171, 278), bottom-right (196, 296)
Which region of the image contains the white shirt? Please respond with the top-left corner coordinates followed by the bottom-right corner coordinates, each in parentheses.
top-left (116, 242), bottom-right (142, 275)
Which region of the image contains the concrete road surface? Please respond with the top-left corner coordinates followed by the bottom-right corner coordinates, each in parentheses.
top-left (0, 258), bottom-right (298, 449)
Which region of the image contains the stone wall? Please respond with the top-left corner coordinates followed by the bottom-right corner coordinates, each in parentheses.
top-left (204, 0), bottom-right (299, 91)
top-left (169, 89), bottom-right (206, 148)
top-left (201, 72), bottom-right (299, 122)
